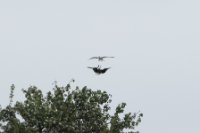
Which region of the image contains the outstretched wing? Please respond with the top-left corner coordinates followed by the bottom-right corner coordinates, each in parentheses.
top-left (88, 66), bottom-right (102, 74)
top-left (89, 56), bottom-right (99, 60)
top-left (102, 56), bottom-right (114, 59)
top-left (100, 67), bottom-right (111, 74)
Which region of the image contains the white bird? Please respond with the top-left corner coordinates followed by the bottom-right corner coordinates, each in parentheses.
top-left (89, 56), bottom-right (114, 61)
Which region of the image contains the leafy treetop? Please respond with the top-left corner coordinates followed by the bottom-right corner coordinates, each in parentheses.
top-left (0, 83), bottom-right (143, 133)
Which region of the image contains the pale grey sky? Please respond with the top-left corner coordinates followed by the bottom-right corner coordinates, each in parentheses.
top-left (1, 0), bottom-right (200, 133)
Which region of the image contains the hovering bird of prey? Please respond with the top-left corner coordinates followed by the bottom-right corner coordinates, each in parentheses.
top-left (88, 65), bottom-right (111, 74)
top-left (89, 56), bottom-right (114, 61)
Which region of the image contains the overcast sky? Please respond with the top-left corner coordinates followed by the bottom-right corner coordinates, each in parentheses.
top-left (1, 0), bottom-right (200, 133)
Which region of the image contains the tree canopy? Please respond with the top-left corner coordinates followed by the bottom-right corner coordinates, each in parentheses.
top-left (0, 83), bottom-right (143, 133)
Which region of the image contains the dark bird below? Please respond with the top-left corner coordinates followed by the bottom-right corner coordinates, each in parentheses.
top-left (89, 56), bottom-right (114, 61)
top-left (88, 66), bottom-right (111, 74)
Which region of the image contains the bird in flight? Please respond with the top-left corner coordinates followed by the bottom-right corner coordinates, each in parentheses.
top-left (88, 65), bottom-right (111, 74)
top-left (89, 56), bottom-right (114, 61)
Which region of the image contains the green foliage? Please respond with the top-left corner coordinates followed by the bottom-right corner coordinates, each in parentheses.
top-left (0, 83), bottom-right (143, 133)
